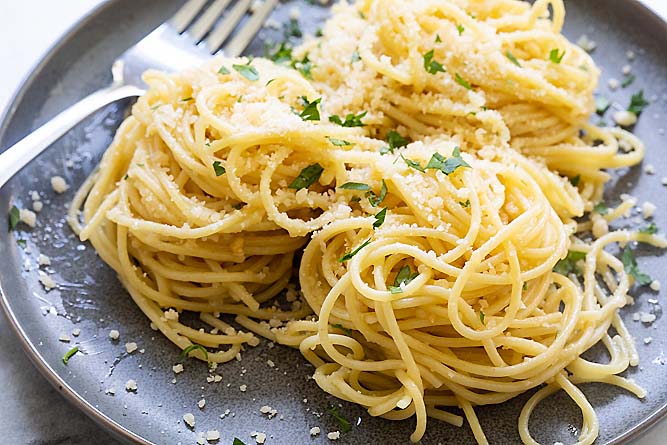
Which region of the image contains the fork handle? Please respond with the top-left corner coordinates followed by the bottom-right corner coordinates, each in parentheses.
top-left (0, 83), bottom-right (144, 189)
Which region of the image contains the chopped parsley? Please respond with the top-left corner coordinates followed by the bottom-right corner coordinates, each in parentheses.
top-left (373, 208), bottom-right (387, 228)
top-left (480, 311), bottom-right (486, 325)
top-left (338, 238), bottom-right (371, 263)
top-left (506, 51), bottom-right (521, 67)
top-left (593, 201), bottom-right (609, 215)
top-left (180, 97), bottom-right (193, 102)
top-left (267, 42), bottom-right (293, 64)
top-left (232, 203), bottom-right (244, 210)
top-left (339, 182), bottom-right (371, 191)
top-left (401, 155), bottom-right (425, 172)
top-left (569, 175), bottom-right (581, 187)
top-left (62, 346), bottom-right (79, 365)
top-left (628, 90), bottom-right (649, 115)
top-left (217, 65), bottom-right (230, 75)
top-left (327, 137), bottom-right (352, 146)
top-left (639, 222), bottom-right (658, 235)
top-left (595, 96), bottom-right (610, 115)
top-left (367, 180), bottom-right (387, 207)
top-left (293, 53), bottom-right (313, 79)
top-left (329, 111), bottom-right (367, 127)
top-left (553, 250), bottom-right (586, 276)
top-left (435, 34), bottom-right (442, 43)
top-left (232, 63), bottom-right (259, 81)
top-left (8, 205), bottom-right (20, 231)
top-left (351, 50), bottom-right (361, 63)
top-left (621, 74), bottom-right (635, 88)
top-left (621, 246), bottom-right (652, 286)
top-left (16, 239), bottom-right (27, 248)
top-left (298, 96), bottom-right (322, 121)
top-left (455, 73), bottom-right (472, 90)
top-left (549, 49), bottom-right (565, 64)
top-left (381, 130), bottom-right (410, 155)
top-left (288, 163), bottom-right (324, 191)
top-left (425, 147), bottom-right (471, 175)
top-left (331, 323), bottom-right (352, 335)
top-left (284, 18), bottom-right (302, 39)
top-left (328, 406), bottom-right (352, 433)
top-left (460, 199), bottom-right (471, 208)
top-left (388, 265), bottom-right (419, 294)
top-left (233, 439), bottom-right (247, 445)
top-left (180, 344), bottom-right (210, 363)
top-left (423, 49), bottom-right (446, 75)
top-left (456, 24), bottom-right (465, 35)
top-left (212, 161), bottom-right (225, 176)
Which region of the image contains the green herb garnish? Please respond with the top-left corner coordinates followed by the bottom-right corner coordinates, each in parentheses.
top-left (284, 18), bottom-right (302, 39)
top-left (628, 90), bottom-right (649, 115)
top-left (351, 50), bottom-right (361, 63)
top-left (381, 130), bottom-right (410, 155)
top-left (456, 24), bottom-right (465, 35)
top-left (218, 66), bottom-right (230, 75)
top-left (639, 222), bottom-right (658, 235)
top-left (232, 63), bottom-right (259, 81)
top-left (373, 208), bottom-right (387, 228)
top-left (455, 73), bottom-right (472, 90)
top-left (329, 111), bottom-right (367, 127)
top-left (16, 239), bottom-right (27, 248)
top-left (327, 137), bottom-right (352, 146)
top-left (480, 311), bottom-right (486, 325)
top-left (425, 147), bottom-right (471, 175)
top-left (8, 205), bottom-right (20, 231)
top-left (328, 406), bottom-right (352, 433)
top-left (388, 265), bottom-right (419, 294)
top-left (621, 74), bottom-right (635, 88)
top-left (180, 97), bottom-right (193, 102)
top-left (367, 180), bottom-right (387, 207)
top-left (233, 439), bottom-right (247, 445)
top-left (62, 346), bottom-right (79, 365)
top-left (401, 155), bottom-right (425, 172)
top-left (622, 246), bottom-right (652, 285)
top-left (593, 201), bottom-right (609, 215)
top-left (506, 51), bottom-right (521, 67)
top-left (180, 344), bottom-right (210, 363)
top-left (339, 182), bottom-right (371, 191)
top-left (460, 199), bottom-right (471, 208)
top-left (212, 161), bottom-right (225, 176)
top-left (549, 49), bottom-right (565, 64)
top-left (331, 323), bottom-right (353, 335)
top-left (569, 175), bottom-right (581, 187)
top-left (338, 238), bottom-right (371, 263)
top-left (595, 96), bottom-right (610, 115)
top-left (435, 34), bottom-right (442, 43)
top-left (288, 163), bottom-right (324, 190)
top-left (553, 250), bottom-right (586, 276)
top-left (298, 96), bottom-right (322, 121)
top-left (423, 49), bottom-right (446, 75)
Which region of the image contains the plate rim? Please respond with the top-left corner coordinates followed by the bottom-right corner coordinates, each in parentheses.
top-left (0, 1), bottom-right (666, 444)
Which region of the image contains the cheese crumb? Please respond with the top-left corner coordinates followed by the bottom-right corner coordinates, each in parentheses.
top-left (125, 379), bottom-right (137, 392)
top-left (51, 176), bottom-right (69, 194)
top-left (38, 272), bottom-right (56, 290)
top-left (72, 328), bottom-right (81, 337)
top-left (125, 342), bottom-right (138, 353)
top-left (172, 363), bottom-right (184, 374)
top-left (642, 201), bottom-right (656, 219)
top-left (32, 201), bottom-right (43, 212)
top-left (206, 430), bottom-right (220, 442)
top-left (576, 34), bottom-right (596, 52)
top-left (608, 78), bottom-right (620, 90)
top-left (105, 388), bottom-right (115, 395)
top-left (613, 110), bottom-right (637, 127)
top-left (250, 431), bottom-right (267, 444)
top-left (327, 431), bottom-right (341, 440)
top-left (310, 427), bottom-right (321, 436)
top-left (163, 308), bottom-right (179, 321)
top-left (58, 333), bottom-right (71, 342)
top-left (198, 398), bottom-right (206, 409)
top-left (38, 254), bottom-right (51, 266)
top-left (644, 337), bottom-right (653, 344)
top-left (239, 384), bottom-right (247, 392)
top-left (109, 329), bottom-right (120, 340)
top-left (641, 313), bottom-right (656, 324)
top-left (650, 280), bottom-right (661, 291)
top-left (645, 164), bottom-right (656, 175)
top-left (183, 412), bottom-right (195, 428)
top-left (19, 209), bottom-right (37, 227)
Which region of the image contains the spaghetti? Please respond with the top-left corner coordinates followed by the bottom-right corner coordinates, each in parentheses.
top-left (68, 1), bottom-right (664, 444)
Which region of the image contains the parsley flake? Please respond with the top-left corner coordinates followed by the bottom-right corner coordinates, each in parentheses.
top-left (628, 90), bottom-right (649, 115)
top-left (327, 137), bottom-right (352, 146)
top-left (595, 96), bottom-right (610, 115)
top-left (425, 147), bottom-right (471, 175)
top-left (373, 208), bottom-right (387, 228)
top-left (351, 50), bottom-right (361, 63)
top-left (435, 34), bottom-right (442, 43)
top-left (331, 323), bottom-right (352, 335)
top-left (553, 250), bottom-right (586, 276)
top-left (569, 175), bottom-right (581, 187)
top-left (8, 205), bottom-right (20, 231)
top-left (212, 161), bottom-right (226, 176)
top-left (388, 265), bottom-right (419, 294)
top-left (506, 51), bottom-right (521, 67)
top-left (367, 180), bottom-right (387, 207)
top-left (460, 199), bottom-right (471, 208)
top-left (549, 49), bottom-right (565, 64)
top-left (622, 246), bottom-right (652, 285)
top-left (180, 344), bottom-right (210, 364)
top-left (639, 222), bottom-right (658, 235)
top-left (328, 406), bottom-right (352, 433)
top-left (289, 163), bottom-right (324, 190)
top-left (480, 311), bottom-right (486, 325)
top-left (339, 182), bottom-right (371, 191)
top-left (298, 96), bottom-right (322, 121)
top-left (381, 130), bottom-right (410, 155)
top-left (62, 346), bottom-right (79, 365)
top-left (218, 66), bottom-right (230, 75)
top-left (401, 155), bottom-right (425, 172)
top-left (423, 49), bottom-right (446, 75)
top-left (233, 439), bottom-right (247, 445)
top-left (339, 238), bottom-right (371, 263)
top-left (455, 73), bottom-right (472, 90)
top-left (180, 97), bottom-right (193, 102)
top-left (593, 201), bottom-right (609, 215)
top-left (232, 63), bottom-right (259, 81)
top-left (456, 24), bottom-right (465, 35)
top-left (621, 74), bottom-right (635, 88)
top-left (329, 111), bottom-right (367, 127)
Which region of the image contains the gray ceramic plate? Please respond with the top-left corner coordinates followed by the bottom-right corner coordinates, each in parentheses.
top-left (2, 1), bottom-right (667, 444)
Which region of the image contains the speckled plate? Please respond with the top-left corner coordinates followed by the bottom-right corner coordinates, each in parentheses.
top-left (2, 1), bottom-right (667, 444)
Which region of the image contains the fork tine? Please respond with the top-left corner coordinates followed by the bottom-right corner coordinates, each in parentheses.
top-left (204, 0), bottom-right (253, 54)
top-left (223, 0), bottom-right (278, 57)
top-left (188, 0), bottom-right (232, 42)
top-left (170, 0), bottom-right (209, 33)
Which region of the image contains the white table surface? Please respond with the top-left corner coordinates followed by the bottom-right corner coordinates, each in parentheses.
top-left (1, 1), bottom-right (666, 444)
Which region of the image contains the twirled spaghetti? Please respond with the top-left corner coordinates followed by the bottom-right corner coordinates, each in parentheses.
top-left (67, 1), bottom-right (664, 444)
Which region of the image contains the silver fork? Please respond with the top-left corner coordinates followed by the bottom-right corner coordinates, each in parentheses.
top-left (0, 0), bottom-right (277, 188)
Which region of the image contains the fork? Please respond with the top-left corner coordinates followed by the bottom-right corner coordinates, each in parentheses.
top-left (0, 0), bottom-right (278, 188)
